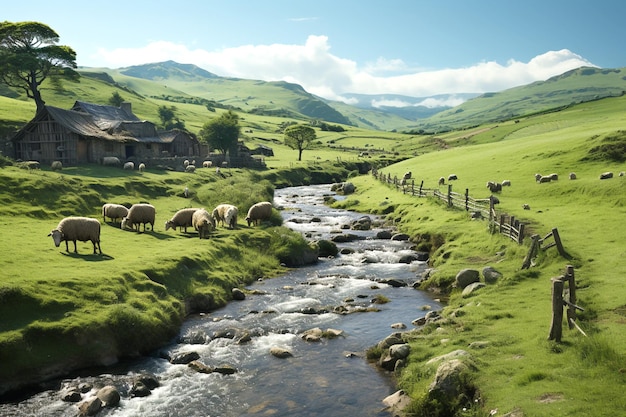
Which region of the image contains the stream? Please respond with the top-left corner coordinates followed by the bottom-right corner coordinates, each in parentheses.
top-left (0, 183), bottom-right (441, 416)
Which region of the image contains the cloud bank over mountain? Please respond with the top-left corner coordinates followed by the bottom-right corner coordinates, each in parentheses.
top-left (92, 35), bottom-right (595, 105)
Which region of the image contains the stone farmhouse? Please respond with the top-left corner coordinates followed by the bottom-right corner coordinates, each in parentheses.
top-left (11, 101), bottom-right (201, 166)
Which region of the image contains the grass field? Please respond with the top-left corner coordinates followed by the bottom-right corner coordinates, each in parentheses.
top-left (333, 95), bottom-right (626, 416)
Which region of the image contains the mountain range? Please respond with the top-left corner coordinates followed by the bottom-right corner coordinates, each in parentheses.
top-left (55, 61), bottom-right (626, 133)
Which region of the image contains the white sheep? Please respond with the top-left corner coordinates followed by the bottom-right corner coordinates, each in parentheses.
top-left (183, 159), bottom-right (190, 168)
top-left (549, 173), bottom-right (558, 181)
top-left (165, 208), bottom-right (200, 233)
top-left (51, 160), bottom-right (62, 171)
top-left (538, 175), bottom-right (552, 183)
top-left (102, 203), bottom-right (129, 224)
top-left (185, 165), bottom-right (196, 173)
top-left (501, 180), bottom-right (511, 186)
top-left (192, 208), bottom-right (216, 239)
top-left (138, 163), bottom-right (146, 173)
top-left (48, 217), bottom-right (102, 254)
top-left (448, 174), bottom-right (458, 181)
top-left (245, 201), bottom-right (273, 226)
top-left (569, 172), bottom-right (577, 180)
top-left (102, 156), bottom-right (121, 166)
top-left (202, 160), bottom-right (213, 168)
top-left (121, 203), bottom-right (156, 232)
top-left (599, 172), bottom-right (614, 180)
top-left (224, 205), bottom-right (238, 229)
top-left (123, 161), bottom-right (134, 170)
top-left (535, 173), bottom-right (542, 182)
top-left (212, 204), bottom-right (238, 228)
top-left (438, 177), bottom-right (445, 186)
top-left (402, 171), bottom-right (412, 181)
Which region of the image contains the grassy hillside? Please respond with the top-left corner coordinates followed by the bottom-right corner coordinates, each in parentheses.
top-left (409, 66), bottom-right (626, 133)
top-left (334, 94), bottom-right (626, 416)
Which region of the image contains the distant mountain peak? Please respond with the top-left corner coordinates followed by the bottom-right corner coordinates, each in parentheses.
top-left (119, 61), bottom-right (218, 81)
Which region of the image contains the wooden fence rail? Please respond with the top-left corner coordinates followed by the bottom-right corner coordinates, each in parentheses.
top-left (372, 170), bottom-right (524, 244)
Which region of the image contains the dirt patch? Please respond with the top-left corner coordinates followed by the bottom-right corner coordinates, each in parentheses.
top-left (537, 392), bottom-right (564, 403)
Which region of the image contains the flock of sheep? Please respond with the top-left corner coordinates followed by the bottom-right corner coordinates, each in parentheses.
top-left (48, 201), bottom-right (274, 255)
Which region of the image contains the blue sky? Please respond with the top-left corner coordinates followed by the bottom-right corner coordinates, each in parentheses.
top-left (4, 0), bottom-right (624, 106)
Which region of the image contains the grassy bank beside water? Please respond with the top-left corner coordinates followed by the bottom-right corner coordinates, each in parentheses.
top-left (0, 160), bottom-right (362, 396)
top-left (333, 98), bottom-right (626, 416)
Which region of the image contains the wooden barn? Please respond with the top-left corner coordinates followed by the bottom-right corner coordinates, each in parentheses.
top-left (11, 101), bottom-right (200, 165)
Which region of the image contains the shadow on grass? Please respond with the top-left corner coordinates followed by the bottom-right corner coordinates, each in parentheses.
top-left (61, 252), bottom-right (114, 261)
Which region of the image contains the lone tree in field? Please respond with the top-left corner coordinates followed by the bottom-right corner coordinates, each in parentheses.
top-left (199, 110), bottom-right (240, 158)
top-left (0, 21), bottom-right (78, 113)
top-left (284, 124), bottom-right (316, 161)
top-left (158, 105), bottom-right (185, 130)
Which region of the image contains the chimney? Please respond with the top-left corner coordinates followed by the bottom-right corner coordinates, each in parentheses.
top-left (120, 102), bottom-right (132, 116)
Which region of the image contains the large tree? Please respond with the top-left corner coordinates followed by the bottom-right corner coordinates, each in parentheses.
top-left (284, 124), bottom-right (316, 161)
top-left (199, 110), bottom-right (240, 157)
top-left (0, 21), bottom-right (77, 113)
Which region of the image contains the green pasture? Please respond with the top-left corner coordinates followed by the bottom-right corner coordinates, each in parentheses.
top-left (334, 95), bottom-right (626, 416)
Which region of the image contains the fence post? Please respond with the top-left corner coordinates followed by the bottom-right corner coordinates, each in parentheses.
top-left (499, 214), bottom-right (505, 233)
top-left (565, 265), bottom-right (577, 329)
top-left (411, 179), bottom-right (415, 196)
top-left (419, 180), bottom-right (424, 196)
top-left (552, 228), bottom-right (567, 258)
top-left (548, 276), bottom-right (565, 342)
top-left (522, 234), bottom-right (540, 269)
top-left (509, 216), bottom-right (516, 239)
top-left (465, 188), bottom-right (469, 211)
top-left (447, 184), bottom-right (452, 207)
top-left (518, 223), bottom-right (525, 244)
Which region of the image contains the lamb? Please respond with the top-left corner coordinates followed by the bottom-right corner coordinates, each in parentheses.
top-left (192, 208), bottom-right (216, 239)
top-left (48, 216), bottom-right (102, 254)
top-left (138, 163), bottom-right (146, 172)
top-left (102, 156), bottom-right (121, 166)
top-left (202, 160), bottom-right (212, 168)
top-left (183, 159), bottom-right (190, 168)
top-left (51, 160), bottom-right (62, 171)
top-left (569, 172), bottom-right (577, 180)
top-left (165, 208), bottom-right (200, 233)
top-left (121, 203), bottom-right (156, 232)
top-left (102, 203), bottom-right (129, 224)
top-left (123, 161), bottom-right (134, 170)
top-left (185, 165), bottom-right (196, 173)
top-left (245, 201), bottom-right (273, 226)
top-left (212, 204), bottom-right (238, 228)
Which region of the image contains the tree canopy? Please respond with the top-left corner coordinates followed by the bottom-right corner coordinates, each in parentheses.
top-left (284, 124), bottom-right (316, 161)
top-left (0, 21), bottom-right (78, 113)
top-left (158, 105), bottom-right (186, 130)
top-left (198, 110), bottom-right (241, 156)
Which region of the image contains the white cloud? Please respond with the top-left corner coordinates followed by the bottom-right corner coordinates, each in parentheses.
top-left (87, 37), bottom-right (595, 105)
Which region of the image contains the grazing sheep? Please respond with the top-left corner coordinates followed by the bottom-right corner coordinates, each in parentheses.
top-left (538, 175), bottom-right (552, 183)
top-left (569, 172), bottom-right (577, 180)
top-left (522, 204), bottom-right (531, 210)
top-left (121, 203), bottom-right (156, 232)
top-left (486, 181), bottom-right (502, 193)
top-left (245, 201), bottom-right (273, 226)
top-left (549, 173), bottom-right (558, 181)
top-left (535, 173), bottom-right (542, 182)
top-left (165, 208), bottom-right (200, 233)
top-left (102, 203), bottom-right (129, 224)
top-left (599, 172), bottom-right (613, 180)
top-left (183, 159), bottom-right (190, 168)
top-left (48, 217), bottom-right (102, 254)
top-left (192, 208), bottom-right (216, 239)
top-left (202, 160), bottom-right (212, 168)
top-left (501, 180), bottom-right (511, 186)
top-left (620, 171), bottom-right (625, 177)
top-left (448, 174), bottom-right (458, 181)
top-left (102, 156), bottom-right (121, 166)
top-left (212, 204), bottom-right (238, 228)
top-left (138, 163), bottom-right (146, 173)
top-left (51, 160), bottom-right (62, 171)
top-left (185, 165), bottom-right (196, 173)
top-left (402, 171), bottom-right (412, 181)
top-left (123, 161), bottom-right (134, 170)
top-left (224, 205), bottom-right (238, 229)
top-left (184, 187), bottom-right (189, 198)
top-left (438, 177), bottom-right (445, 186)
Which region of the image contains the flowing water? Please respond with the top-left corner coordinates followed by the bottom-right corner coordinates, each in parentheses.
top-left (0, 184), bottom-right (441, 417)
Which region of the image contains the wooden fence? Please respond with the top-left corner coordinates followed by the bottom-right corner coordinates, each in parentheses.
top-left (372, 170), bottom-right (524, 244)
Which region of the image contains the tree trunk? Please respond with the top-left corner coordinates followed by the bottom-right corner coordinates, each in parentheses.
top-left (298, 148), bottom-right (303, 161)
